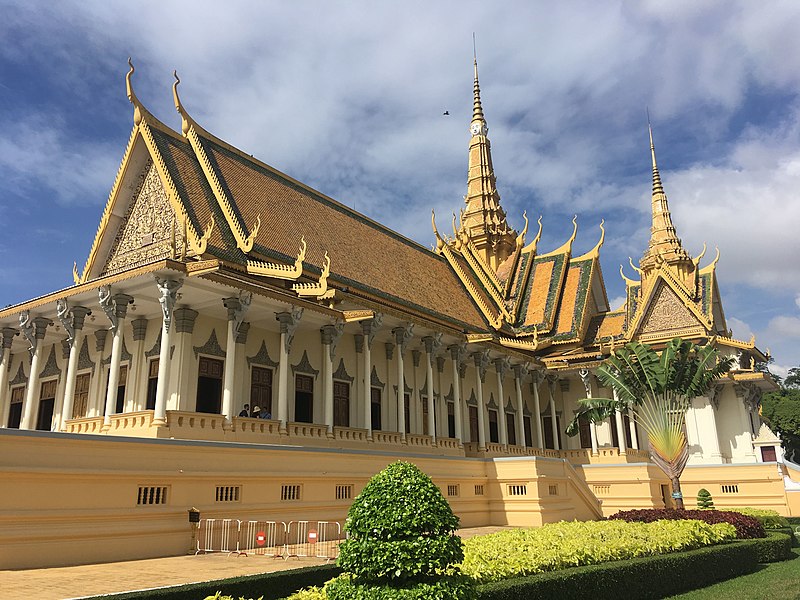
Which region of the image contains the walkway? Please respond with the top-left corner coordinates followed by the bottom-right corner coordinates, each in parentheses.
top-left (0, 526), bottom-right (512, 599)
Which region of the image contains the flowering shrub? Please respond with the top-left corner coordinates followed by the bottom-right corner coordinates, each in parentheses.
top-left (459, 519), bottom-right (735, 584)
top-left (610, 508), bottom-right (765, 539)
top-left (730, 507), bottom-right (790, 529)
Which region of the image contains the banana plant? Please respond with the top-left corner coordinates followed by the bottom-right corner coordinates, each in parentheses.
top-left (566, 338), bottom-right (733, 509)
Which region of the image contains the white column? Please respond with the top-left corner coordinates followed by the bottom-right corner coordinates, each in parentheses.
top-left (494, 358), bottom-right (509, 446)
top-left (153, 278), bottom-right (182, 425)
top-left (321, 325), bottom-right (336, 436)
top-left (547, 376), bottom-right (560, 450)
top-left (59, 307), bottom-right (91, 430)
top-left (513, 365), bottom-right (526, 447)
top-left (0, 328), bottom-right (19, 427)
top-left (360, 329), bottom-right (371, 434)
top-left (89, 329), bottom-right (108, 417)
top-left (612, 389), bottom-right (627, 454)
top-left (579, 369), bottom-right (599, 455)
top-left (411, 350), bottom-right (421, 434)
top-left (0, 331), bottom-right (16, 426)
top-left (393, 325), bottom-right (414, 441)
top-left (449, 345), bottom-right (464, 446)
top-left (20, 314), bottom-right (53, 430)
top-left (423, 338), bottom-right (437, 444)
top-left (102, 293), bottom-right (133, 428)
top-left (628, 409), bottom-right (639, 450)
top-left (473, 351), bottom-right (488, 451)
top-left (436, 356), bottom-right (446, 438)
top-left (170, 307), bottom-right (199, 411)
top-left (275, 308), bottom-right (303, 432)
top-left (531, 372), bottom-right (544, 448)
top-left (222, 294), bottom-right (251, 429)
top-left (127, 317), bottom-right (148, 411)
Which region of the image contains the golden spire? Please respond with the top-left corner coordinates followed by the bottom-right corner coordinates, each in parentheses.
top-left (640, 121), bottom-right (691, 275)
top-left (461, 51), bottom-right (516, 271)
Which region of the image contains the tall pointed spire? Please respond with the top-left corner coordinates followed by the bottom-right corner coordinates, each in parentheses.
top-left (640, 122), bottom-right (692, 279)
top-left (460, 50), bottom-right (516, 271)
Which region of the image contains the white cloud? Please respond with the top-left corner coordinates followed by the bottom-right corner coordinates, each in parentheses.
top-left (768, 316), bottom-right (800, 339)
top-left (727, 317), bottom-right (755, 342)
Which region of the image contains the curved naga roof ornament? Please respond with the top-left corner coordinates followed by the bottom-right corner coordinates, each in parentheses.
top-left (247, 237), bottom-right (307, 279)
top-left (292, 251), bottom-right (335, 301)
top-left (172, 71), bottom-right (261, 254)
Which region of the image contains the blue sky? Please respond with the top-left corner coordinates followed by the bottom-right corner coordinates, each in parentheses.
top-left (2, 0), bottom-right (800, 376)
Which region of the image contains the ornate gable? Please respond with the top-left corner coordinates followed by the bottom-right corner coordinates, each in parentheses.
top-left (636, 280), bottom-right (705, 340)
top-left (102, 159), bottom-right (184, 275)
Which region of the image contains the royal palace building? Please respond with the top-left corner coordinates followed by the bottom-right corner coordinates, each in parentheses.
top-left (0, 60), bottom-right (796, 569)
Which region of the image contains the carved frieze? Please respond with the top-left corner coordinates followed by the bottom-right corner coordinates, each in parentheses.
top-left (291, 350), bottom-right (319, 377)
top-left (102, 340), bottom-right (132, 365)
top-left (193, 329), bottom-right (225, 359)
top-left (39, 346), bottom-right (62, 380)
top-left (640, 283), bottom-right (699, 335)
top-left (77, 337), bottom-right (95, 371)
top-left (247, 341), bottom-right (279, 368)
top-left (370, 365), bottom-right (385, 389)
top-left (332, 358), bottom-right (354, 383)
top-left (9, 362), bottom-right (28, 387)
top-left (103, 160), bottom-right (185, 275)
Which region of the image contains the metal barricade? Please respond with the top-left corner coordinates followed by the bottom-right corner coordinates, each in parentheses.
top-left (238, 520), bottom-right (287, 558)
top-left (196, 518), bottom-right (243, 556)
top-left (285, 520), bottom-right (342, 561)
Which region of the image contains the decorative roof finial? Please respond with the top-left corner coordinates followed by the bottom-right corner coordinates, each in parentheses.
top-left (648, 109), bottom-right (663, 195)
top-left (126, 58), bottom-right (143, 125)
top-left (172, 70), bottom-right (194, 136)
top-left (471, 35), bottom-right (486, 133)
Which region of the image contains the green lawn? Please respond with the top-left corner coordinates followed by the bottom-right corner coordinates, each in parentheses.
top-left (665, 549), bottom-right (800, 600)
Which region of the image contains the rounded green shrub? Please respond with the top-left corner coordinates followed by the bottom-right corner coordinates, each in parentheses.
top-left (330, 461), bottom-right (474, 600)
top-left (696, 488), bottom-right (715, 509)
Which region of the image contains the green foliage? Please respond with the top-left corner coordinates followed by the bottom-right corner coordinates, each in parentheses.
top-left (784, 366), bottom-right (800, 389)
top-left (696, 488), bottom-right (715, 509)
top-left (80, 565), bottom-right (341, 600)
top-left (761, 389), bottom-right (800, 462)
top-left (566, 338), bottom-right (732, 508)
top-left (326, 573), bottom-right (476, 599)
top-left (747, 531), bottom-right (793, 563)
top-left (338, 461), bottom-right (463, 583)
top-left (460, 519), bottom-right (736, 584)
top-left (730, 507), bottom-right (790, 529)
top-left (474, 541), bottom-right (758, 600)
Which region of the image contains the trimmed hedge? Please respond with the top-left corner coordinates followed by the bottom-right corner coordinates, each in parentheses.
top-left (81, 563), bottom-right (342, 600)
top-left (610, 508), bottom-right (765, 539)
top-left (474, 541), bottom-right (758, 600)
top-left (750, 531), bottom-right (793, 563)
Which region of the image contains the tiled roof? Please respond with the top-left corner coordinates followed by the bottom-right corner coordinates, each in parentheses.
top-left (192, 135), bottom-right (488, 330)
top-left (584, 311), bottom-right (626, 346)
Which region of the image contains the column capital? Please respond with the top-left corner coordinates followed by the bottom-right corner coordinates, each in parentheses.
top-left (354, 333), bottom-right (364, 354)
top-left (392, 323), bottom-right (415, 355)
top-left (276, 307), bottom-right (303, 353)
top-left (411, 349), bottom-right (421, 368)
top-left (174, 307), bottom-right (199, 334)
top-left (154, 277), bottom-right (183, 332)
top-left (131, 317), bottom-right (149, 342)
top-left (94, 328), bottom-right (108, 353)
top-left (385, 342), bottom-right (394, 361)
top-left (360, 312), bottom-right (384, 349)
top-left (422, 333), bottom-right (443, 356)
top-left (436, 356), bottom-right (445, 374)
top-left (99, 287), bottom-right (133, 332)
top-left (494, 356), bottom-right (511, 376)
top-left (1, 327), bottom-right (19, 350)
top-left (512, 363), bottom-right (529, 380)
top-left (448, 342), bottom-right (467, 363)
top-left (472, 350), bottom-right (490, 382)
top-left (224, 291), bottom-right (252, 335)
top-left (236, 322), bottom-right (251, 345)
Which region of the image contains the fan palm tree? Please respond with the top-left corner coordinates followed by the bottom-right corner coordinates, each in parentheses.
top-left (566, 338), bottom-right (733, 509)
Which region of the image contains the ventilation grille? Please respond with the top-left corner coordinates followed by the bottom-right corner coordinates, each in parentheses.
top-left (721, 484), bottom-right (740, 494)
top-left (474, 484), bottom-right (485, 496)
top-left (336, 484), bottom-right (353, 500)
top-left (548, 484), bottom-right (558, 496)
top-left (507, 484), bottom-right (527, 496)
top-left (281, 484), bottom-right (301, 501)
top-left (137, 486), bottom-right (168, 506)
top-left (215, 486), bottom-right (241, 502)
top-left (593, 485), bottom-right (611, 496)
top-left (447, 484), bottom-right (460, 497)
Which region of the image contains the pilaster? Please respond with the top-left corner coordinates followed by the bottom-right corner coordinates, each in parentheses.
top-left (275, 307), bottom-right (303, 431)
top-left (0, 327), bottom-right (19, 427)
top-left (20, 314), bottom-right (53, 430)
top-left (59, 306), bottom-right (91, 430)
